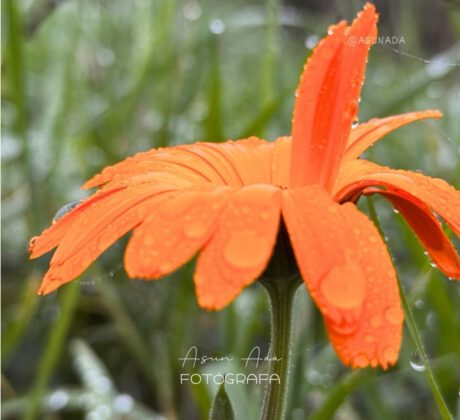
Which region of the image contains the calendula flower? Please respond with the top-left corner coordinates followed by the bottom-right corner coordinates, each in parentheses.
top-left (30, 4), bottom-right (460, 369)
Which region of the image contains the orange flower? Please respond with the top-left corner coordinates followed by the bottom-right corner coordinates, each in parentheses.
top-left (30, 4), bottom-right (460, 369)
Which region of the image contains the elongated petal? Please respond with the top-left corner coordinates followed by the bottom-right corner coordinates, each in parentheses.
top-left (366, 188), bottom-right (460, 278)
top-left (194, 185), bottom-right (281, 310)
top-left (124, 187), bottom-right (232, 279)
top-left (290, 4), bottom-right (378, 190)
top-left (38, 184), bottom-right (177, 294)
top-left (282, 185), bottom-right (403, 368)
top-left (84, 138), bottom-right (272, 190)
top-left (335, 160), bottom-right (460, 237)
top-left (29, 186), bottom-right (123, 259)
top-left (272, 136), bottom-right (292, 188)
top-left (343, 110), bottom-right (442, 161)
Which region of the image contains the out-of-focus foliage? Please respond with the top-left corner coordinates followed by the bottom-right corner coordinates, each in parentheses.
top-left (2, 0), bottom-right (460, 419)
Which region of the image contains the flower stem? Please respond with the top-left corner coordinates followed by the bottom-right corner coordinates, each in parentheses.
top-left (260, 275), bottom-right (300, 420)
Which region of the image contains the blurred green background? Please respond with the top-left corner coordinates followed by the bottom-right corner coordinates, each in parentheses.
top-left (2, 0), bottom-right (460, 419)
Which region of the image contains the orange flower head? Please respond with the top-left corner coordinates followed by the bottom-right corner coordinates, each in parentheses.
top-left (30, 4), bottom-right (460, 369)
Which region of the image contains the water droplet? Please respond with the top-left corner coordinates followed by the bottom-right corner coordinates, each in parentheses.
top-left (320, 255), bottom-right (366, 309)
top-left (53, 200), bottom-right (80, 222)
top-left (304, 35), bottom-right (318, 49)
top-left (261, 212), bottom-right (269, 220)
top-left (429, 261), bottom-right (438, 268)
top-left (410, 350), bottom-right (426, 372)
top-left (370, 315), bottom-right (382, 327)
top-left (160, 262), bottom-right (172, 272)
top-left (353, 354), bottom-right (368, 368)
top-left (382, 346), bottom-right (398, 364)
top-left (209, 19), bottom-right (225, 34)
top-left (29, 236), bottom-right (38, 252)
top-left (223, 231), bottom-right (267, 269)
top-left (393, 208), bottom-right (400, 214)
top-left (384, 306), bottom-right (404, 325)
top-left (183, 220), bottom-right (207, 239)
top-left (415, 299), bottom-right (424, 309)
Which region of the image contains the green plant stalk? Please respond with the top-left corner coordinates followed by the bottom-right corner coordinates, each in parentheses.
top-left (24, 282), bottom-right (80, 420)
top-left (367, 197), bottom-right (453, 420)
top-left (259, 277), bottom-right (299, 420)
top-left (399, 288), bottom-right (453, 420)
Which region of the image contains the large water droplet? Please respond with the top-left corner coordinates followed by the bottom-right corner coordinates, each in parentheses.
top-left (320, 256), bottom-right (366, 309)
top-left (53, 200), bottom-right (80, 222)
top-left (223, 231), bottom-right (267, 269)
top-left (384, 306), bottom-right (404, 325)
top-left (410, 350), bottom-right (426, 372)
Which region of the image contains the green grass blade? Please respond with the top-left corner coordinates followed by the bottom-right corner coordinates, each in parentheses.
top-left (309, 370), bottom-right (371, 420)
top-left (24, 282), bottom-right (80, 420)
top-left (367, 197), bottom-right (453, 420)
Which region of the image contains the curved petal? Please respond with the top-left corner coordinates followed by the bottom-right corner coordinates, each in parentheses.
top-left (365, 188), bottom-right (460, 278)
top-left (84, 138), bottom-right (273, 190)
top-left (343, 110), bottom-right (442, 161)
top-left (195, 138), bottom-right (273, 185)
top-left (290, 4), bottom-right (378, 190)
top-left (194, 185), bottom-right (281, 310)
top-left (272, 136), bottom-right (292, 188)
top-left (335, 160), bottom-right (460, 237)
top-left (282, 185), bottom-right (403, 369)
top-left (38, 183), bottom-right (177, 295)
top-left (29, 186), bottom-right (123, 259)
top-left (124, 186), bottom-right (232, 279)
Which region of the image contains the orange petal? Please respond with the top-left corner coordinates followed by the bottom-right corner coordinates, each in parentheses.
top-left (38, 183), bottom-right (176, 295)
top-left (84, 149), bottom-right (220, 190)
top-left (124, 187), bottom-right (232, 279)
top-left (343, 110), bottom-right (442, 161)
top-left (335, 160), bottom-right (460, 237)
top-left (366, 188), bottom-right (460, 278)
top-left (271, 136), bottom-right (292, 189)
top-left (290, 4), bottom-right (378, 190)
top-left (195, 138), bottom-right (273, 185)
top-left (194, 185), bottom-right (281, 310)
top-left (85, 138), bottom-right (273, 190)
top-left (29, 186), bottom-right (124, 259)
top-left (282, 185), bottom-right (403, 369)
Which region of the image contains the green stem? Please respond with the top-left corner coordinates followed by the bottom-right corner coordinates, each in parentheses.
top-left (399, 287), bottom-right (453, 420)
top-left (367, 197), bottom-right (453, 420)
top-left (259, 276), bottom-right (300, 420)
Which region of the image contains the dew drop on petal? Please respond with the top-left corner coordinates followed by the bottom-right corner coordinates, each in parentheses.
top-left (223, 231), bottom-right (267, 269)
top-left (53, 200), bottom-right (80, 223)
top-left (320, 257), bottom-right (366, 309)
top-left (353, 354), bottom-right (368, 368)
top-left (29, 236), bottom-right (38, 252)
top-left (370, 315), bottom-right (382, 327)
top-left (382, 346), bottom-right (398, 364)
top-left (384, 306), bottom-right (404, 325)
top-left (183, 220), bottom-right (208, 239)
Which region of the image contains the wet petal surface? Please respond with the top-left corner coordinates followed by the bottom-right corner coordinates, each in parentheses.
top-left (282, 185), bottom-right (403, 368)
top-left (194, 184), bottom-right (281, 310)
